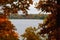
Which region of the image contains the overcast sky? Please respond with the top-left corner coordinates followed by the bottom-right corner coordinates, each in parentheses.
top-left (18, 0), bottom-right (51, 14)
top-left (18, 0), bottom-right (40, 14)
top-left (0, 0), bottom-right (51, 14)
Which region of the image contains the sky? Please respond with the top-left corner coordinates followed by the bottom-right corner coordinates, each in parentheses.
top-left (0, 0), bottom-right (40, 14)
top-left (0, 0), bottom-right (51, 14)
top-left (27, 0), bottom-right (40, 14)
top-left (18, 0), bottom-right (51, 14)
top-left (18, 0), bottom-right (40, 14)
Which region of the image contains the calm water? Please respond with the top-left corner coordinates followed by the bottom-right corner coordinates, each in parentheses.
top-left (9, 19), bottom-right (43, 40)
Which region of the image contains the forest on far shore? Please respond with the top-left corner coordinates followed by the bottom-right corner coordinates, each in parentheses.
top-left (8, 14), bottom-right (48, 19)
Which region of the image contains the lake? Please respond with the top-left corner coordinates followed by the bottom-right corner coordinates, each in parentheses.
top-left (9, 19), bottom-right (43, 40)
